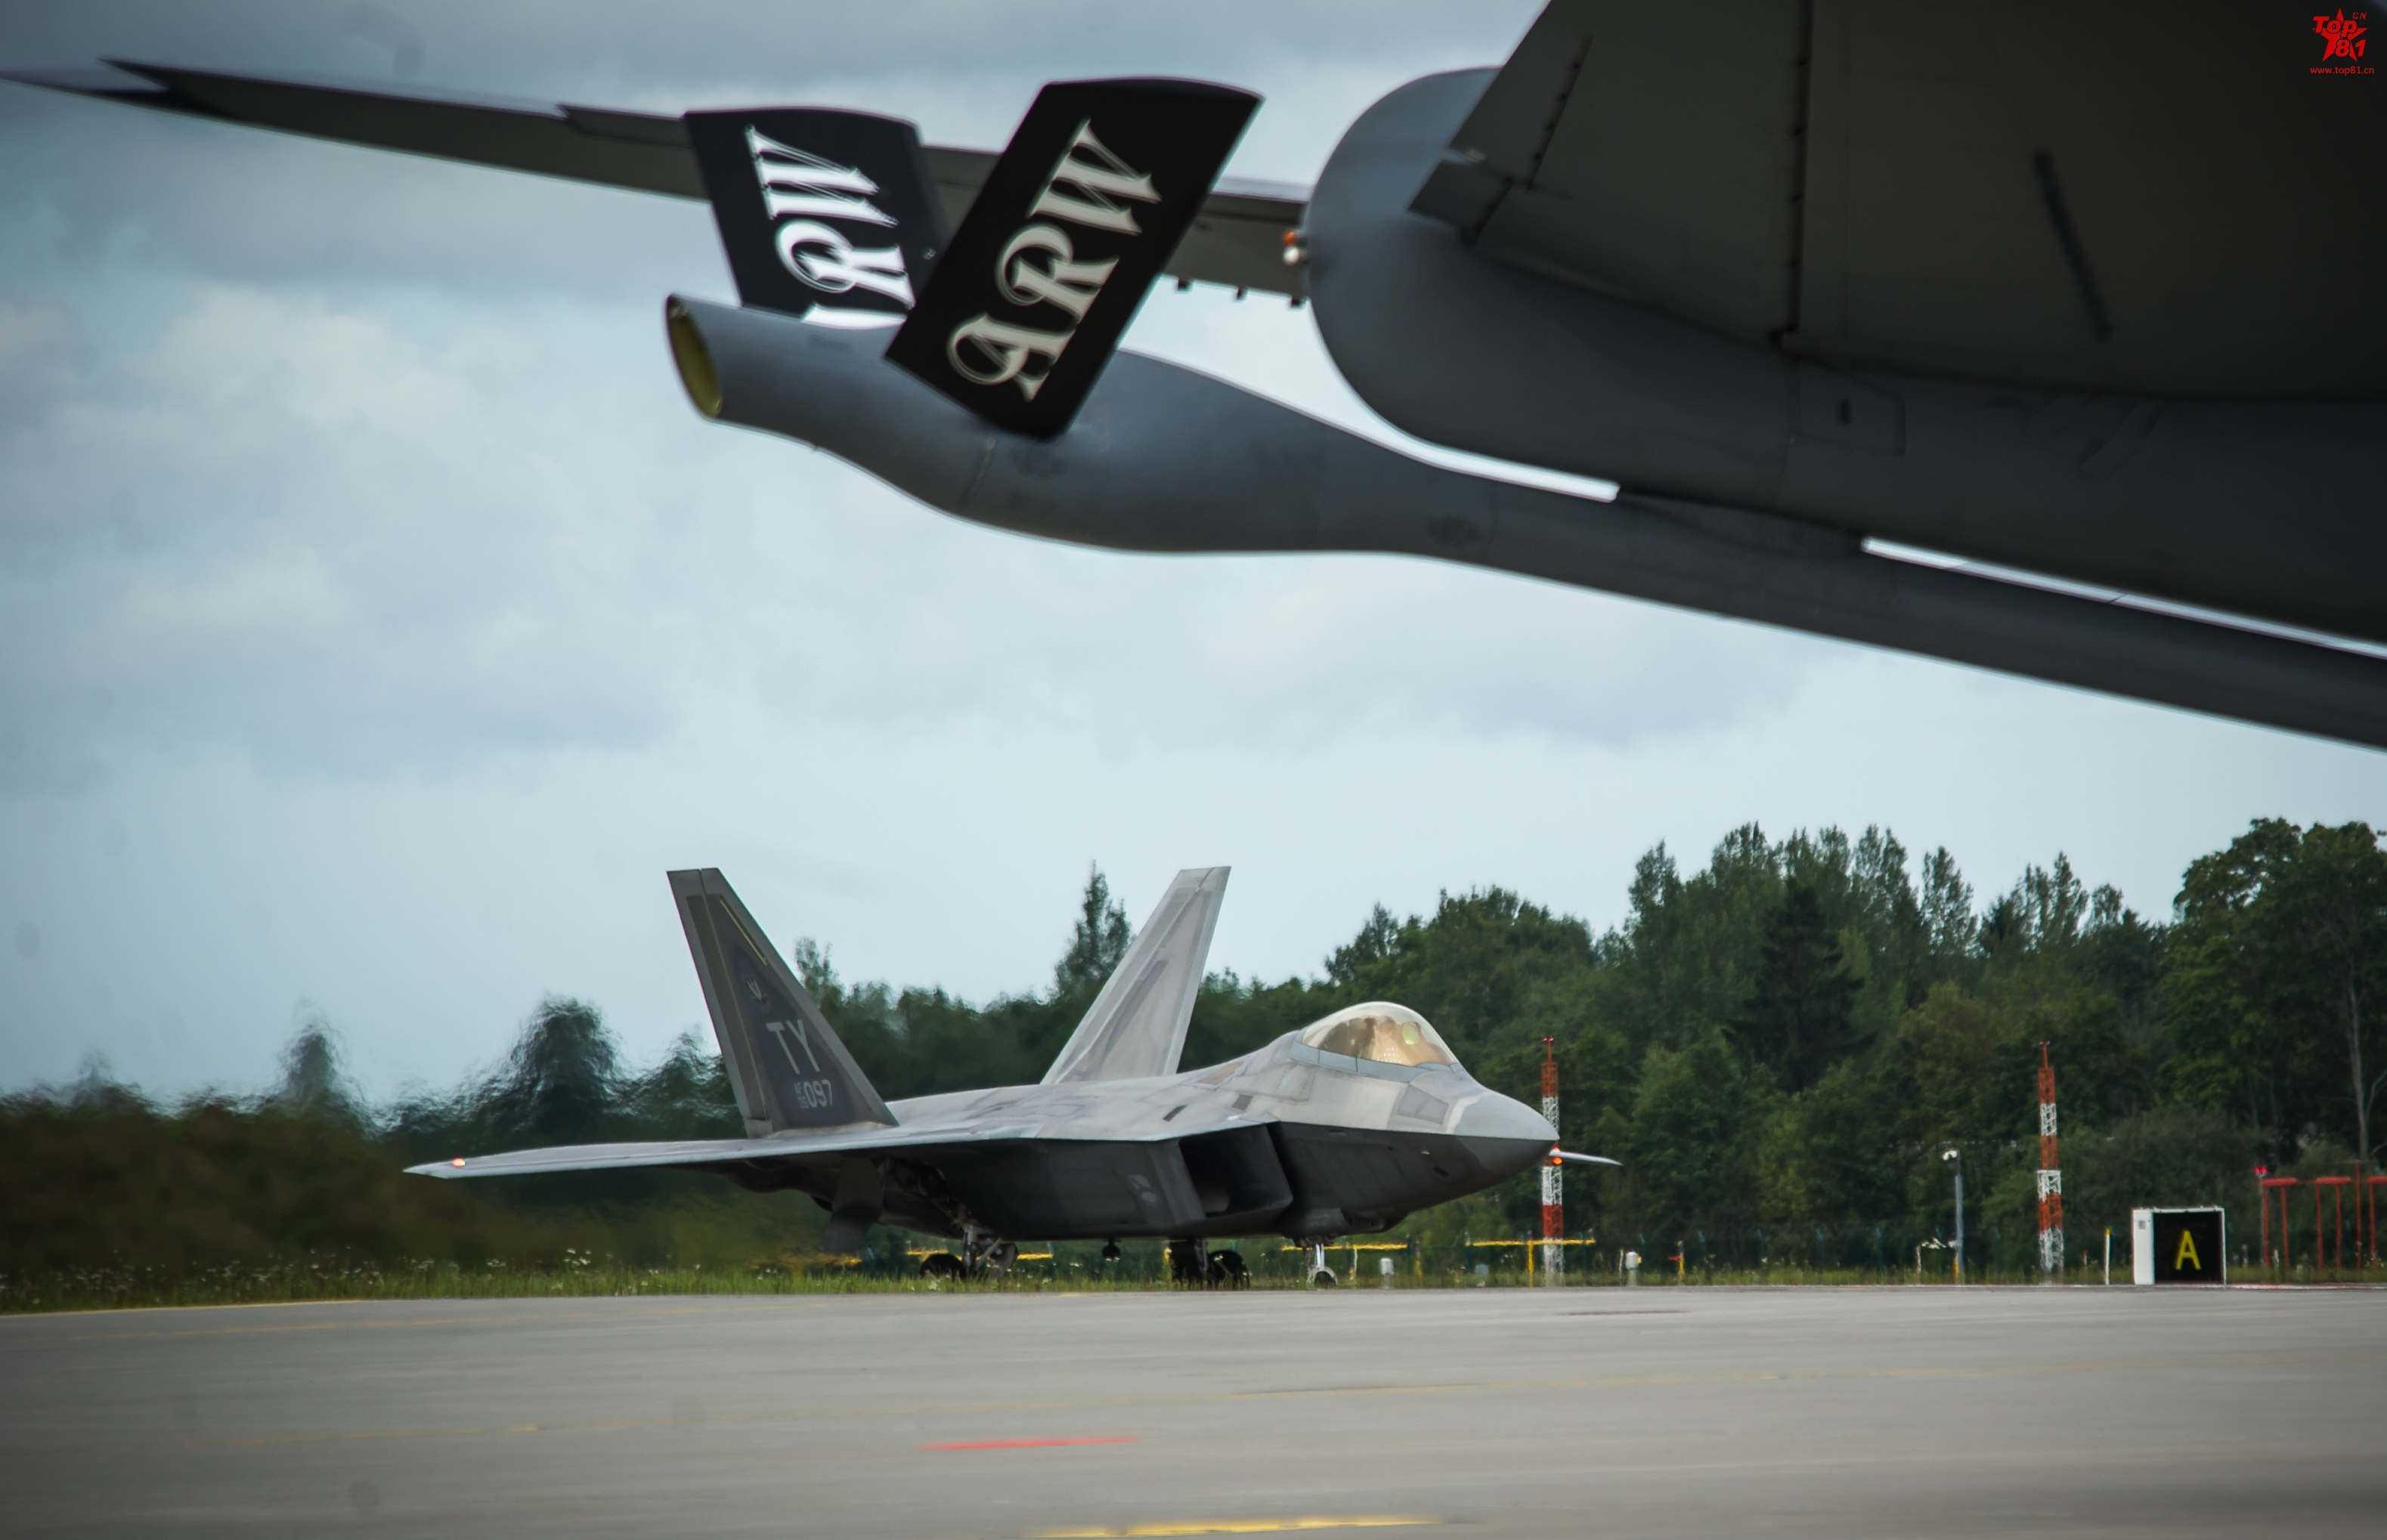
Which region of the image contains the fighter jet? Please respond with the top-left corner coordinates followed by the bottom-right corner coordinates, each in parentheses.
top-left (410, 867), bottom-right (1593, 1285)
top-left (13, 3), bottom-right (2384, 744)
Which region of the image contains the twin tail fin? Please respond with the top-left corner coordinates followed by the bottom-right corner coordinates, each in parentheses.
top-left (669, 868), bottom-right (894, 1136)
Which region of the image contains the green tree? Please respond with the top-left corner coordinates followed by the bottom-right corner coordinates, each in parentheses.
top-left (1918, 846), bottom-right (1977, 979)
top-left (2163, 819), bottom-right (2376, 1161)
top-left (2266, 823), bottom-right (2387, 1165)
top-left (485, 997), bottom-right (620, 1146)
top-left (1054, 864), bottom-right (1130, 996)
top-left (1617, 1030), bottom-right (1760, 1237)
top-left (1733, 878), bottom-right (1862, 1092)
top-left (1754, 1060), bottom-right (1896, 1227)
top-left (274, 1010), bottom-right (367, 1131)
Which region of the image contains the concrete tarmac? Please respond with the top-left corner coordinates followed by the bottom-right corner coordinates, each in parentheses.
top-left (1, 1285), bottom-right (2379, 1536)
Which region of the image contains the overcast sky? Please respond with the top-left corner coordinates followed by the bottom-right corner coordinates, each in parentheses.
top-left (1, 2), bottom-right (2377, 1101)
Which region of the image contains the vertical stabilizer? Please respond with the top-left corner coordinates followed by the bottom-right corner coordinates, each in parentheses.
top-left (668, 869), bottom-right (896, 1136)
top-left (1043, 867), bottom-right (1230, 1084)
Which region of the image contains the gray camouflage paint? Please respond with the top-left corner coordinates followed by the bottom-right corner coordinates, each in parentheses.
top-left (413, 867), bottom-right (1559, 1250)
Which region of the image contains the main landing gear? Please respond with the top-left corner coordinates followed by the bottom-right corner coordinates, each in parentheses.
top-left (1166, 1238), bottom-right (1252, 1288)
top-left (1302, 1238), bottom-right (1337, 1288)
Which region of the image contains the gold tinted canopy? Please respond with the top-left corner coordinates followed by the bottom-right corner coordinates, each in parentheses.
top-left (1299, 1002), bottom-right (1456, 1068)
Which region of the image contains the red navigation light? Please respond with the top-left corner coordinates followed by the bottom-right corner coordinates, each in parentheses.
top-left (450, 1157), bottom-right (466, 1167)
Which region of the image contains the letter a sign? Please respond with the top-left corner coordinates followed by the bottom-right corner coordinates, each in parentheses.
top-left (887, 78), bottom-right (1259, 438)
top-left (2146, 1208), bottom-right (2225, 1284)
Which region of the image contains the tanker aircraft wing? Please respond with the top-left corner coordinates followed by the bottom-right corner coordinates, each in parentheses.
top-left (409, 867), bottom-right (1570, 1276)
top-left (1, 61), bottom-right (1307, 300)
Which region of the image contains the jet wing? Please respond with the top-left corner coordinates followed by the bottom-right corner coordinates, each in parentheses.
top-left (405, 1118), bottom-right (1041, 1181)
top-left (4, 62), bottom-right (1307, 298)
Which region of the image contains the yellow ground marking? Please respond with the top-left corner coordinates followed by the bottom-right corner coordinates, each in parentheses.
top-left (27, 1347), bottom-right (2382, 1456)
top-left (1040, 1519), bottom-right (1437, 1536)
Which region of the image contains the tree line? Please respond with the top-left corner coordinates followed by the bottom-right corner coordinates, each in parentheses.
top-left (4, 817), bottom-right (2376, 1279)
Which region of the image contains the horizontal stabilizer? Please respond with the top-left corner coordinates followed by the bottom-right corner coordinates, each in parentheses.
top-left (670, 868), bottom-right (894, 1136)
top-left (1043, 867), bottom-right (1230, 1085)
top-left (886, 77), bottom-right (1258, 437)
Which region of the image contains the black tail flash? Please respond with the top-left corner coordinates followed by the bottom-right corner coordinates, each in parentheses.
top-left (683, 108), bottom-right (947, 332)
top-left (886, 77), bottom-right (1258, 438)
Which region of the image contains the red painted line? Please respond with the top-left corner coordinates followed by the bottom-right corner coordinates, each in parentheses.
top-left (920, 1436), bottom-right (1140, 1452)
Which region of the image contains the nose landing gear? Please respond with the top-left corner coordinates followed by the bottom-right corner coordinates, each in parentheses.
top-left (917, 1229), bottom-right (1017, 1282)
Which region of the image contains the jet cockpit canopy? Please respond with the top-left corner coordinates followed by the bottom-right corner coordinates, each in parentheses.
top-left (1299, 1002), bottom-right (1457, 1068)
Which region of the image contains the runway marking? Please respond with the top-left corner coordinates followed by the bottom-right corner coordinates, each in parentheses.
top-left (924, 1436), bottom-right (1139, 1450)
top-left (34, 1348), bottom-right (2384, 1455)
top-left (1559, 1309), bottom-right (1689, 1316)
top-left (2, 1302), bottom-right (828, 1347)
top-left (1039, 1520), bottom-right (1437, 1536)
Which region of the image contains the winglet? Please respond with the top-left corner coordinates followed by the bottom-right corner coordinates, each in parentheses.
top-left (1042, 866), bottom-right (1230, 1084)
top-left (669, 869), bottom-right (895, 1136)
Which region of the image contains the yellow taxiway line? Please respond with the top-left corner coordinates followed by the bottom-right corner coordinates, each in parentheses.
top-left (1039, 1520), bottom-right (1438, 1536)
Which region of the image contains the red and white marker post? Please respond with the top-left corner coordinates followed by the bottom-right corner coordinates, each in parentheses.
top-left (1541, 1037), bottom-right (1562, 1282)
top-left (2037, 1042), bottom-right (2065, 1279)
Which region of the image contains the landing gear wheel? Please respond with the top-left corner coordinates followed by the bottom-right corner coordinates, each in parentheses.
top-left (918, 1252), bottom-right (966, 1280)
top-left (1311, 1268), bottom-right (1339, 1288)
top-left (1209, 1251), bottom-right (1249, 1288)
top-left (1166, 1238), bottom-right (1209, 1286)
top-left (960, 1232), bottom-right (1015, 1280)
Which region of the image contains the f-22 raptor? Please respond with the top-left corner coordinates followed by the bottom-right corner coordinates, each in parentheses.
top-left (412, 868), bottom-right (1604, 1285)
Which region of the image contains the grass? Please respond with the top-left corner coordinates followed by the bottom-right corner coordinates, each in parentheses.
top-left (10, 1251), bottom-right (2377, 1314)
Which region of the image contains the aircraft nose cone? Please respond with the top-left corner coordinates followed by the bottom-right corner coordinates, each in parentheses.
top-left (1455, 1090), bottom-right (1558, 1179)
